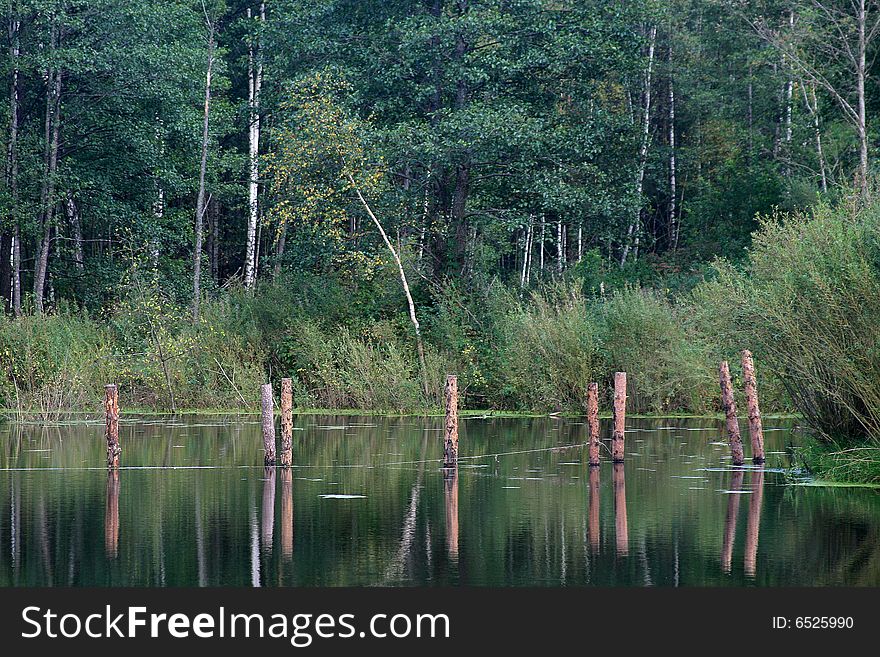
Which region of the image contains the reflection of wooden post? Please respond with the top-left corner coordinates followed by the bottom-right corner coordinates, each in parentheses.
top-left (105, 470), bottom-right (119, 558)
top-left (740, 350), bottom-right (766, 464)
top-left (587, 382), bottom-right (600, 467)
top-left (104, 384), bottom-right (120, 469)
top-left (280, 467), bottom-right (293, 560)
top-left (612, 462), bottom-right (628, 556)
top-left (588, 465), bottom-right (600, 552)
top-left (260, 383), bottom-right (276, 466)
top-left (280, 378), bottom-right (293, 468)
top-left (443, 375), bottom-right (459, 468)
top-left (444, 468), bottom-right (459, 560)
top-left (719, 362), bottom-right (744, 466)
top-left (721, 468), bottom-right (744, 573)
top-left (745, 468), bottom-right (764, 577)
top-left (260, 467), bottom-right (276, 553)
top-left (612, 373), bottom-right (627, 462)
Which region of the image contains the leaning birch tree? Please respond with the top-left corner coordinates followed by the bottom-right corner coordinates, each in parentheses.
top-left (266, 73), bottom-right (430, 396)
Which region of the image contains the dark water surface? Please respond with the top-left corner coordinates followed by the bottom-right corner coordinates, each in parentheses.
top-left (1, 415), bottom-right (878, 587)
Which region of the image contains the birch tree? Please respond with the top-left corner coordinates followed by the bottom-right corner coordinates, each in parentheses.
top-left (243, 2), bottom-right (264, 291)
top-left (751, 0), bottom-right (880, 198)
top-left (621, 24), bottom-right (657, 266)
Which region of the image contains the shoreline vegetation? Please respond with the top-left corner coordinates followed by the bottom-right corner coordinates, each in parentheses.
top-left (2, 199), bottom-right (880, 483)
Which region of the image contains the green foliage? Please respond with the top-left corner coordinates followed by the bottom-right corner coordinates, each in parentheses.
top-left (0, 310), bottom-right (112, 419)
top-left (692, 198), bottom-right (880, 443)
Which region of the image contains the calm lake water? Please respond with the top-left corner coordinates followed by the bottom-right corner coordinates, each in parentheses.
top-left (0, 414), bottom-right (878, 587)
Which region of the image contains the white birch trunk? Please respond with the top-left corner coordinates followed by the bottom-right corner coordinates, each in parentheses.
top-left (244, 3), bottom-right (264, 290)
top-left (621, 24), bottom-right (656, 266)
top-left (668, 40), bottom-right (678, 250)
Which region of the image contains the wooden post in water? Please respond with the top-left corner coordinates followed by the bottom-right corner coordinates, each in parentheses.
top-left (611, 372), bottom-right (627, 462)
top-left (719, 361), bottom-right (744, 466)
top-left (104, 384), bottom-right (120, 469)
top-left (740, 350), bottom-right (766, 464)
top-left (260, 383), bottom-right (276, 466)
top-left (280, 378), bottom-right (293, 468)
top-left (587, 382), bottom-right (600, 466)
top-left (443, 375), bottom-right (459, 468)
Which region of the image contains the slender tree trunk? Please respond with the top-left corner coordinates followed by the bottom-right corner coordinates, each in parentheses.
top-left (6, 9), bottom-right (21, 316)
top-left (621, 24), bottom-right (656, 266)
top-left (273, 222), bottom-right (287, 279)
top-left (539, 213), bottom-right (545, 272)
top-left (193, 19), bottom-right (215, 322)
top-left (244, 3), bottom-right (264, 290)
top-left (556, 219), bottom-right (563, 274)
top-left (802, 82), bottom-right (828, 193)
top-left (350, 176), bottom-right (429, 398)
top-left (782, 11), bottom-right (794, 180)
top-left (66, 196), bottom-right (83, 270)
top-left (857, 0), bottom-right (868, 197)
top-left (35, 25), bottom-right (62, 314)
top-left (668, 40), bottom-right (678, 250)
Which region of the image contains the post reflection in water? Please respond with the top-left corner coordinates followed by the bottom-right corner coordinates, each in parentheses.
top-left (261, 467), bottom-right (276, 554)
top-left (745, 468), bottom-right (765, 577)
top-left (280, 468), bottom-right (293, 560)
top-left (588, 466), bottom-right (600, 553)
top-left (721, 468), bottom-right (744, 573)
top-left (444, 468), bottom-right (459, 561)
top-left (3, 415), bottom-right (880, 587)
top-left (105, 470), bottom-right (120, 559)
top-left (613, 463), bottom-right (628, 557)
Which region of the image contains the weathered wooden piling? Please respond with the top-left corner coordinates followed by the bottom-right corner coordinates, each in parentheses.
top-left (611, 372), bottom-right (627, 462)
top-left (280, 467), bottom-right (293, 560)
top-left (587, 382), bottom-right (600, 466)
top-left (588, 465), bottom-right (600, 552)
top-left (260, 383), bottom-right (276, 466)
top-left (612, 462), bottom-right (628, 556)
top-left (104, 470), bottom-right (119, 559)
top-left (721, 468), bottom-right (744, 574)
top-left (744, 468), bottom-right (764, 577)
top-left (740, 350), bottom-right (766, 464)
top-left (280, 377), bottom-right (293, 468)
top-left (443, 374), bottom-right (459, 468)
top-left (719, 361), bottom-right (744, 466)
top-left (104, 384), bottom-right (120, 469)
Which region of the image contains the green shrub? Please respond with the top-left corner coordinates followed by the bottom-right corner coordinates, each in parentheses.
top-left (691, 200), bottom-right (880, 442)
top-left (600, 287), bottom-right (715, 413)
top-left (0, 311), bottom-right (113, 419)
top-left (494, 284), bottom-right (602, 411)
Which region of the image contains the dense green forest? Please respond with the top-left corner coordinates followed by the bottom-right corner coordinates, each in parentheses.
top-left (1, 1), bottom-right (879, 478)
